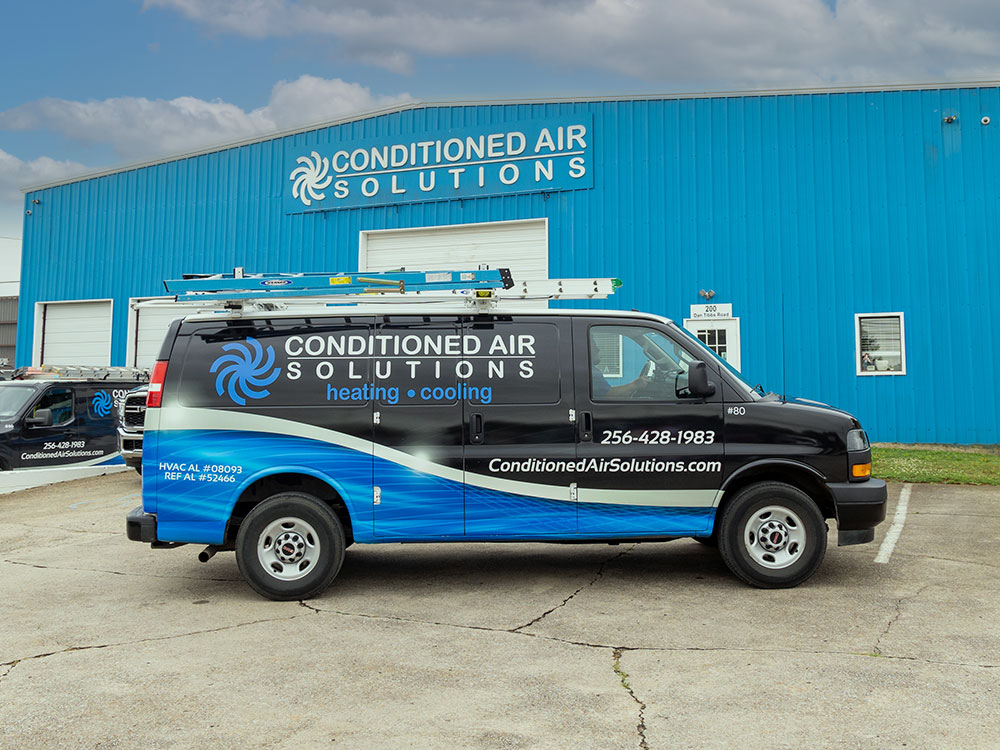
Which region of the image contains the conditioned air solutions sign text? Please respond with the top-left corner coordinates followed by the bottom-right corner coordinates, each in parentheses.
top-left (284, 116), bottom-right (593, 212)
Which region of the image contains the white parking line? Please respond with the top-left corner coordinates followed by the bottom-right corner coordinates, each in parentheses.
top-left (874, 483), bottom-right (911, 564)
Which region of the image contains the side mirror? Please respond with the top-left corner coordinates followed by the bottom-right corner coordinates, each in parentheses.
top-left (25, 408), bottom-right (54, 427)
top-left (687, 361), bottom-right (716, 398)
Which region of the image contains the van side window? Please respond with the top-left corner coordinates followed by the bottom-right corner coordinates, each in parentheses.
top-left (463, 322), bottom-right (561, 405)
top-left (35, 388), bottom-right (74, 425)
top-left (177, 322), bottom-right (373, 408)
top-left (590, 325), bottom-right (694, 401)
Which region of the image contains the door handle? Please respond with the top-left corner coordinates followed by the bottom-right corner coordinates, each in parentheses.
top-left (579, 411), bottom-right (593, 442)
top-left (469, 412), bottom-right (484, 444)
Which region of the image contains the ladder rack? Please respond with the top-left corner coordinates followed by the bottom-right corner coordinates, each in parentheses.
top-left (14, 365), bottom-right (150, 382)
top-left (148, 268), bottom-right (622, 313)
top-left (165, 268), bottom-right (514, 302)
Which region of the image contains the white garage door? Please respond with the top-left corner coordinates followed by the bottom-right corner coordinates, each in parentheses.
top-left (130, 303), bottom-right (191, 368)
top-left (40, 300), bottom-right (112, 366)
top-left (361, 219), bottom-right (548, 284)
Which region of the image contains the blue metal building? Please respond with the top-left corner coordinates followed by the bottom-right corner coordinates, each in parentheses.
top-left (17, 83), bottom-right (1000, 444)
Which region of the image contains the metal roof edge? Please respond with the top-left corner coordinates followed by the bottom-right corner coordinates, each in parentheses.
top-left (22, 79), bottom-right (1000, 193)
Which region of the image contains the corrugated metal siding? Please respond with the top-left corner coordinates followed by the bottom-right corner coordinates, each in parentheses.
top-left (0, 296), bottom-right (16, 365)
top-left (17, 87), bottom-right (1000, 443)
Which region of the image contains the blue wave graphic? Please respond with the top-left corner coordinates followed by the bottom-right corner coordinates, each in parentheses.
top-left (147, 429), bottom-right (715, 544)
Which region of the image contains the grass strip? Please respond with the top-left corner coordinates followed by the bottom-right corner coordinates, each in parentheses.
top-left (872, 446), bottom-right (1000, 486)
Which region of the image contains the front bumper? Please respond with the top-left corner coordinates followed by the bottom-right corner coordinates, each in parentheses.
top-left (827, 479), bottom-right (888, 546)
top-left (117, 427), bottom-right (143, 469)
top-left (126, 506), bottom-right (158, 543)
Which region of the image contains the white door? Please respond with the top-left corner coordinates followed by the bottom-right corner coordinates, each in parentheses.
top-left (40, 300), bottom-right (112, 366)
top-left (130, 302), bottom-right (191, 368)
top-left (360, 219), bottom-right (548, 283)
top-left (683, 317), bottom-right (741, 371)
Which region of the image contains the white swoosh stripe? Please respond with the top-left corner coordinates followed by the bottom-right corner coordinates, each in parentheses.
top-left (154, 406), bottom-right (720, 508)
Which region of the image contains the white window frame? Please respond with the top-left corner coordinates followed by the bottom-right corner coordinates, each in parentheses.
top-left (855, 312), bottom-right (906, 376)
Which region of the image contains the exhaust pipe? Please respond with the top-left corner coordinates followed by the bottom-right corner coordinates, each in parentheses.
top-left (198, 545), bottom-right (220, 563)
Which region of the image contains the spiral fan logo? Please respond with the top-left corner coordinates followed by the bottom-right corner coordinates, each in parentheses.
top-left (92, 390), bottom-right (114, 418)
top-left (210, 337), bottom-right (281, 406)
top-left (289, 150), bottom-right (333, 207)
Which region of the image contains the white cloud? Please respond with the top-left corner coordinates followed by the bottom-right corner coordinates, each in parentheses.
top-left (0, 76), bottom-right (412, 162)
top-left (0, 149), bottom-right (91, 239)
top-left (143, 0), bottom-right (1000, 85)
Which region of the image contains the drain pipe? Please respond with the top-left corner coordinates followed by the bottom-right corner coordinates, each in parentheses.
top-left (198, 545), bottom-right (220, 563)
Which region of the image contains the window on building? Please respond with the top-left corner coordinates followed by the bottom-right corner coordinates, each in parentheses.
top-left (856, 313), bottom-right (906, 376)
top-left (696, 327), bottom-right (728, 361)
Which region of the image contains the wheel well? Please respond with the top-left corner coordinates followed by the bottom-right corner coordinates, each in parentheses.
top-left (719, 466), bottom-right (835, 523)
top-left (226, 473), bottom-right (354, 546)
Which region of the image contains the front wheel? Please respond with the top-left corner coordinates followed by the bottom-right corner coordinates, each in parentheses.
top-left (718, 482), bottom-right (827, 588)
top-left (236, 492), bottom-right (346, 601)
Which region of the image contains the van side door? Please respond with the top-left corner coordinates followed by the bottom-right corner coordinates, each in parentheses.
top-left (572, 319), bottom-right (724, 536)
top-left (462, 316), bottom-right (577, 536)
top-left (80, 384), bottom-right (125, 464)
top-left (372, 316), bottom-right (465, 538)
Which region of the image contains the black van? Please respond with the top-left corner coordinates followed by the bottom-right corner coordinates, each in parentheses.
top-left (0, 368), bottom-right (146, 471)
top-left (128, 299), bottom-right (887, 600)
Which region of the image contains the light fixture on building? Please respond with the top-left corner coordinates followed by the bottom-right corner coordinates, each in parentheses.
top-left (699, 289), bottom-right (715, 300)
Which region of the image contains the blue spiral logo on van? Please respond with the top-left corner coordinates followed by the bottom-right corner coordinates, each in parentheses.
top-left (92, 390), bottom-right (114, 417)
top-left (210, 337), bottom-right (281, 406)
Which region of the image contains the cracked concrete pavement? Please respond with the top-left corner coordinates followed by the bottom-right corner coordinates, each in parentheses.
top-left (1, 474), bottom-right (999, 749)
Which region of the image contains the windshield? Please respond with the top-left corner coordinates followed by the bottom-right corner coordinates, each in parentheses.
top-left (0, 385), bottom-right (37, 419)
top-left (670, 323), bottom-right (764, 400)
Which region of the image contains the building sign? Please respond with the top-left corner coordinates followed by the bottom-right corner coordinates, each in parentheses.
top-left (284, 116), bottom-right (593, 213)
top-left (689, 303), bottom-right (733, 320)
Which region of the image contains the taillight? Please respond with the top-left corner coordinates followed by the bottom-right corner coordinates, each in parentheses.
top-left (147, 360), bottom-right (168, 408)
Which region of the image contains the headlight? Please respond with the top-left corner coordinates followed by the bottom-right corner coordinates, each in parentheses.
top-left (846, 428), bottom-right (869, 452)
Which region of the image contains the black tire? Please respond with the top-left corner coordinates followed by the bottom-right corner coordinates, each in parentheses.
top-left (235, 492), bottom-right (346, 601)
top-left (718, 482), bottom-right (827, 588)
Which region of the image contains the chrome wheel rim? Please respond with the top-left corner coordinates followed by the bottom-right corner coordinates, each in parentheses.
top-left (257, 516), bottom-right (321, 581)
top-left (742, 505), bottom-right (806, 570)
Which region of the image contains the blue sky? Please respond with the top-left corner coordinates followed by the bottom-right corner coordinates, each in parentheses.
top-left (1, 0), bottom-right (999, 255)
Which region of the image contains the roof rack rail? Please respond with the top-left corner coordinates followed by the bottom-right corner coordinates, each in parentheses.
top-left (13, 365), bottom-right (150, 382)
top-left (148, 267), bottom-right (622, 313)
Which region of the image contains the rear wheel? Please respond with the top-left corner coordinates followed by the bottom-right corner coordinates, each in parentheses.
top-left (718, 482), bottom-right (827, 588)
top-left (236, 492), bottom-right (346, 601)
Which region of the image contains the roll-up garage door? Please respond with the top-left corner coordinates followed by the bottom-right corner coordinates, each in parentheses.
top-left (130, 302), bottom-right (207, 368)
top-left (361, 219), bottom-right (548, 282)
top-left (40, 300), bottom-right (112, 366)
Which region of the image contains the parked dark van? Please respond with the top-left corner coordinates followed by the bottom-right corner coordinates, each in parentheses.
top-left (127, 298), bottom-right (887, 600)
top-left (0, 367), bottom-right (147, 471)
